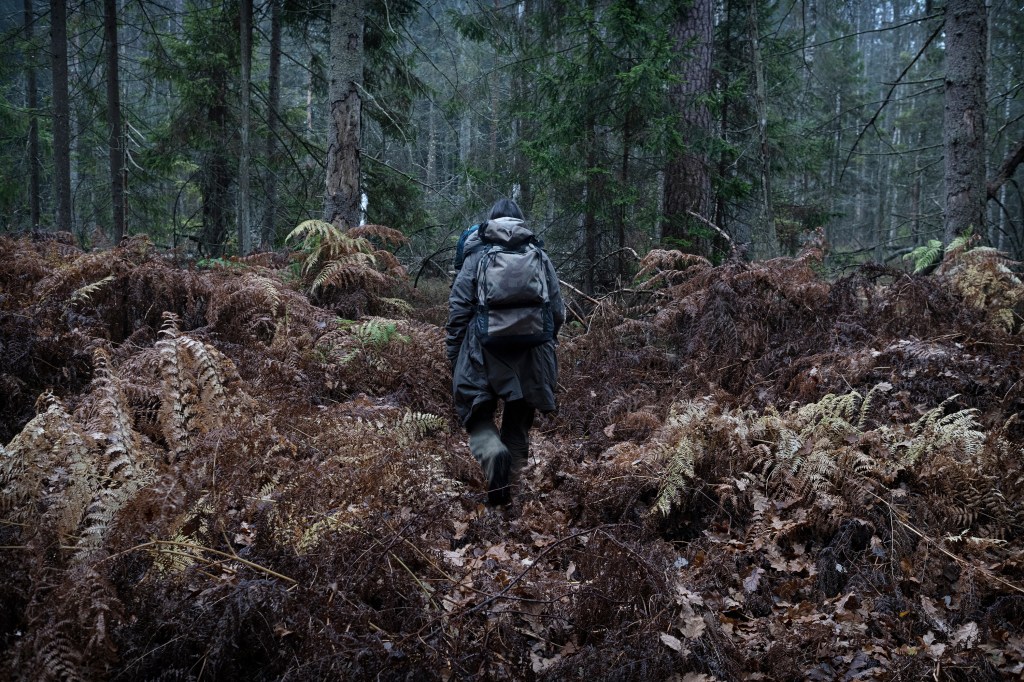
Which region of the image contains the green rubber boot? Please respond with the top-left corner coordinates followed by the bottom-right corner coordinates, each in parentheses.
top-left (469, 422), bottom-right (512, 505)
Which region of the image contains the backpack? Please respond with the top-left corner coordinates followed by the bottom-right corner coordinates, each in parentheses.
top-left (474, 240), bottom-right (555, 349)
top-left (453, 224), bottom-right (481, 271)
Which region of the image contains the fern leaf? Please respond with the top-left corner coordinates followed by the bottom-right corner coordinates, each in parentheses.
top-left (69, 275), bottom-right (116, 305)
top-left (286, 219), bottom-right (339, 248)
top-left (904, 239), bottom-right (943, 274)
top-left (348, 224), bottom-right (409, 248)
top-left (310, 255), bottom-right (383, 294)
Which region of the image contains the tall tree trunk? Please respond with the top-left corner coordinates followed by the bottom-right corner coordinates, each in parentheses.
top-left (618, 112), bottom-right (631, 280)
top-left (24, 0), bottom-right (40, 229)
top-left (323, 0), bottom-right (364, 230)
top-left (104, 0), bottom-right (125, 242)
top-left (943, 0), bottom-right (987, 243)
top-left (662, 0), bottom-right (713, 255)
top-left (426, 100), bottom-right (437, 189)
top-left (583, 122), bottom-right (599, 294)
top-left (460, 115), bottom-right (471, 194)
top-left (512, 0), bottom-right (532, 213)
top-left (748, 0), bottom-right (777, 260)
top-left (237, 0), bottom-right (252, 254)
top-left (714, 0), bottom-right (734, 234)
top-left (200, 149), bottom-right (231, 257)
top-left (198, 75), bottom-right (232, 256)
top-left (50, 0), bottom-right (71, 232)
top-left (261, 0), bottom-right (281, 250)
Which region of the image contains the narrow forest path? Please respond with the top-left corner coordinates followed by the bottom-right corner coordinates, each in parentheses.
top-left (2, 236), bottom-right (1022, 679)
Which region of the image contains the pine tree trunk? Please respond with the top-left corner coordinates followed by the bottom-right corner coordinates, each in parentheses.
top-left (943, 0), bottom-right (987, 244)
top-left (198, 77), bottom-right (231, 256)
top-left (512, 1), bottom-right (532, 213)
top-left (50, 0), bottom-right (71, 232)
top-left (662, 0), bottom-right (713, 254)
top-left (237, 0), bottom-right (252, 254)
top-left (583, 122), bottom-right (599, 294)
top-left (748, 0), bottom-right (777, 261)
top-left (323, 0), bottom-right (364, 230)
top-left (618, 114), bottom-right (630, 280)
top-left (261, 0), bottom-right (281, 250)
top-left (24, 0), bottom-right (40, 229)
top-left (104, 0), bottom-right (125, 242)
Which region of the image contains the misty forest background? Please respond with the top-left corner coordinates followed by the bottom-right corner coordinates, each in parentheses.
top-left (1, 0), bottom-right (1022, 283)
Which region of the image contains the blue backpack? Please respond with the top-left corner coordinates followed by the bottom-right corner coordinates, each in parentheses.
top-left (453, 224), bottom-right (481, 271)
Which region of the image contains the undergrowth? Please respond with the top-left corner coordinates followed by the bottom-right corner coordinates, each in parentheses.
top-left (1, 233), bottom-right (1022, 680)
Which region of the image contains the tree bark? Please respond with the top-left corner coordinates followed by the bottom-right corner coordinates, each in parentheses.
top-left (198, 76), bottom-right (231, 256)
top-left (748, 0), bottom-right (778, 261)
top-left (662, 0), bottom-right (713, 255)
top-left (104, 0), bottom-right (125, 242)
top-left (583, 122), bottom-right (599, 294)
top-left (323, 0), bottom-right (364, 230)
top-left (24, 0), bottom-right (40, 229)
top-left (237, 0), bottom-right (252, 254)
top-left (512, 0), bottom-right (532, 213)
top-left (50, 0), bottom-right (71, 232)
top-left (943, 0), bottom-right (987, 243)
top-left (261, 0), bottom-right (281, 250)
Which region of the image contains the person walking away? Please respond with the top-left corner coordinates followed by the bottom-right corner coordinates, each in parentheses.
top-left (446, 199), bottom-right (564, 505)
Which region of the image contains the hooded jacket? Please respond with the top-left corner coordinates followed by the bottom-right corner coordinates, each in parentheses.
top-left (446, 217), bottom-right (565, 427)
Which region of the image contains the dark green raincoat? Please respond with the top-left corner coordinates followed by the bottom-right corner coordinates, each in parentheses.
top-left (446, 217), bottom-right (565, 427)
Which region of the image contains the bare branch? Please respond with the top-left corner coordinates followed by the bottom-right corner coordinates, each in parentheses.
top-left (838, 21), bottom-right (943, 184)
top-left (988, 139), bottom-right (1024, 200)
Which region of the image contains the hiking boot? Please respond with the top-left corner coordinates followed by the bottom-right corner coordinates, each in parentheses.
top-left (485, 448), bottom-right (512, 506)
top-left (469, 422), bottom-right (513, 505)
top-left (500, 400), bottom-right (534, 475)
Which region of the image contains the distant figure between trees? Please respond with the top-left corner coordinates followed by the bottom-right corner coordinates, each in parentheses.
top-left (446, 199), bottom-right (565, 505)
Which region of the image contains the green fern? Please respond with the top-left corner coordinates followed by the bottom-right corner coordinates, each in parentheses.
top-left (904, 239), bottom-right (943, 274)
top-left (944, 228), bottom-right (974, 257)
top-left (350, 319), bottom-right (408, 347)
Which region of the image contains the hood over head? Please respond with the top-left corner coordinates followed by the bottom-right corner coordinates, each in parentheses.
top-left (481, 217), bottom-right (535, 248)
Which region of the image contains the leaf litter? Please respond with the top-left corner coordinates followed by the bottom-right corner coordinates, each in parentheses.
top-left (0, 235), bottom-right (1023, 679)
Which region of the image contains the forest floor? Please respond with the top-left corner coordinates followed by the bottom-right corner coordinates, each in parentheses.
top-left (1, 232), bottom-right (1024, 681)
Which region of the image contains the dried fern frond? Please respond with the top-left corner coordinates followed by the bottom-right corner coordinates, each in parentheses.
top-left (69, 275), bottom-right (117, 306)
top-left (156, 313), bottom-right (242, 462)
top-left (392, 411), bottom-right (447, 446)
top-left (1, 397), bottom-right (96, 525)
top-left (653, 400), bottom-right (710, 516)
top-left (64, 350), bottom-right (156, 563)
top-left (379, 296), bottom-right (414, 316)
top-left (250, 274), bottom-right (283, 313)
top-left (310, 255), bottom-right (384, 295)
top-left (634, 249), bottom-right (712, 290)
top-left (943, 247), bottom-right (1023, 332)
top-left (88, 349), bottom-right (142, 482)
top-left (147, 498), bottom-right (213, 576)
top-left (35, 250), bottom-right (125, 303)
top-left (156, 315), bottom-right (199, 462)
top-left (348, 224), bottom-right (409, 248)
